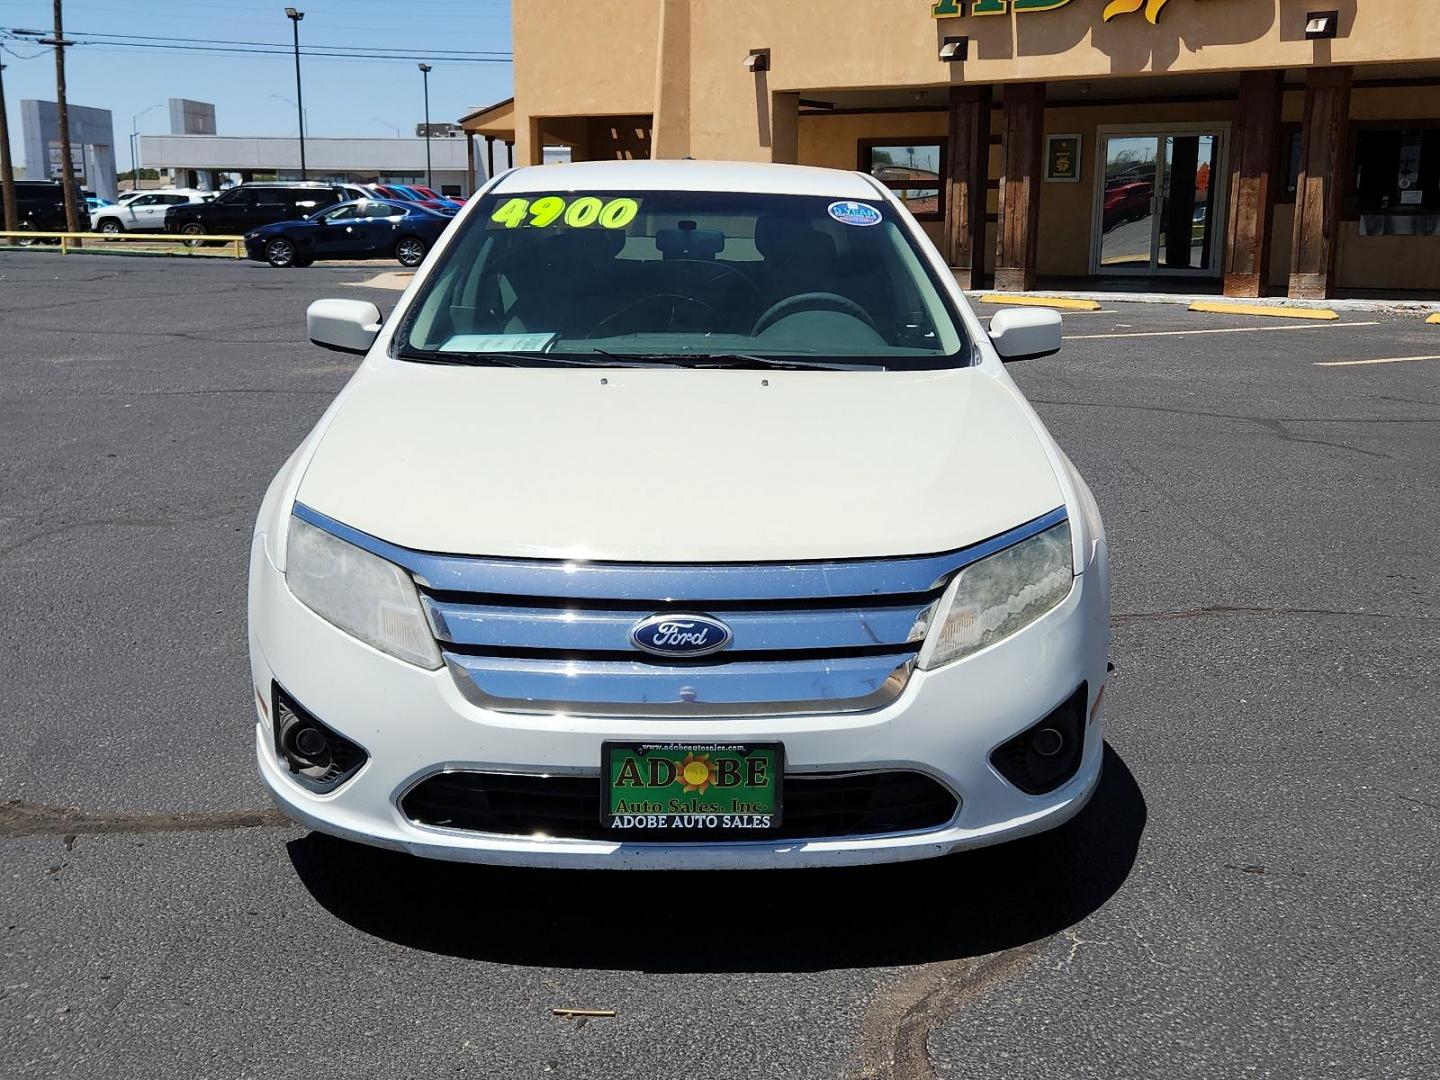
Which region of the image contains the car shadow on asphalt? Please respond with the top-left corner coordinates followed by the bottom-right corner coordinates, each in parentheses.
top-left (286, 744), bottom-right (1145, 973)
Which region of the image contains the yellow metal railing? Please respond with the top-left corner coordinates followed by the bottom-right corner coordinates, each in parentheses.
top-left (0, 231), bottom-right (248, 258)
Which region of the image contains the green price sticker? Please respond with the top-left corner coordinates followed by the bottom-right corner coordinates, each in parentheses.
top-left (489, 195), bottom-right (640, 230)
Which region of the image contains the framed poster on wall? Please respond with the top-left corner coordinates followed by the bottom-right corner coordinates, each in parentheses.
top-left (1045, 134), bottom-right (1082, 183)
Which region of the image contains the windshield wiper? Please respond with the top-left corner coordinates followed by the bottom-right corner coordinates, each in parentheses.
top-left (589, 351), bottom-right (885, 372)
top-left (693, 353), bottom-right (886, 372)
top-left (410, 351), bottom-right (667, 369)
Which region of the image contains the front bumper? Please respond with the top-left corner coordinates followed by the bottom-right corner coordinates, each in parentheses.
top-left (249, 533), bottom-right (1110, 869)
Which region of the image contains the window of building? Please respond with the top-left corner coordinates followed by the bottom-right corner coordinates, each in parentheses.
top-left (858, 140), bottom-right (946, 221)
top-left (1351, 126), bottom-right (1440, 213)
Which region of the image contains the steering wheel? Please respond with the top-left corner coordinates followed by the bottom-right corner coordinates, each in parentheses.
top-left (658, 259), bottom-right (763, 300)
top-left (587, 294), bottom-right (720, 338)
top-left (751, 292), bottom-right (878, 336)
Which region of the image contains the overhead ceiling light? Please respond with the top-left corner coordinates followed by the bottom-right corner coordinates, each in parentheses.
top-left (939, 36), bottom-right (969, 62)
top-left (1304, 11), bottom-right (1338, 39)
top-left (743, 49), bottom-right (770, 73)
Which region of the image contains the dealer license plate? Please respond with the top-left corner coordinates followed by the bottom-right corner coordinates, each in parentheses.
top-left (602, 742), bottom-right (783, 833)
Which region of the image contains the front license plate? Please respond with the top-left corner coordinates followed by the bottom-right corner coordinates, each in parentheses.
top-left (602, 742), bottom-right (783, 834)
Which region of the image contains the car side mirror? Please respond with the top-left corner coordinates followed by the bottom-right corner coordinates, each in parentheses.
top-left (988, 307), bottom-right (1063, 362)
top-left (307, 299), bottom-right (382, 355)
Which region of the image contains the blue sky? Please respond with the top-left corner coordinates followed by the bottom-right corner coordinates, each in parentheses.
top-left (2, 0), bottom-right (514, 171)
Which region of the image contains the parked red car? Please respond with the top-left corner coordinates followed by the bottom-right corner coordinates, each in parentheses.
top-left (365, 183), bottom-right (460, 214)
top-left (1102, 179), bottom-right (1153, 233)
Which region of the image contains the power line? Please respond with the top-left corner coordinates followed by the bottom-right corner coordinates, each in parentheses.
top-left (1, 42), bottom-right (50, 59)
top-left (59, 28), bottom-right (512, 57)
top-left (0, 36), bottom-right (512, 64)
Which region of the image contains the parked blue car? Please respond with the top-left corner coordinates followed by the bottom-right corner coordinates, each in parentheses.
top-left (243, 198), bottom-right (452, 268)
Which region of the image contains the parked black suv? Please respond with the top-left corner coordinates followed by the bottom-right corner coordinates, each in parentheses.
top-left (1, 180), bottom-right (79, 240)
top-left (164, 182), bottom-right (349, 238)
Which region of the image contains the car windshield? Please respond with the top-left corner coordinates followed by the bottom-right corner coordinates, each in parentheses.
top-left (398, 189), bottom-right (969, 368)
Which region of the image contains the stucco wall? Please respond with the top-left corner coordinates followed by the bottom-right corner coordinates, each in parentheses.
top-left (513, 0), bottom-right (661, 162)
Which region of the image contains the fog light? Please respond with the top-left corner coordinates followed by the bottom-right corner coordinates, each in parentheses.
top-left (289, 724), bottom-right (331, 764)
top-left (990, 683), bottom-right (1086, 795)
top-left (1031, 726), bottom-right (1065, 758)
top-left (272, 683), bottom-right (367, 792)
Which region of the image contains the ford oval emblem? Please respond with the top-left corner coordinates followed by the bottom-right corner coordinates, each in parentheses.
top-left (629, 613), bottom-right (734, 658)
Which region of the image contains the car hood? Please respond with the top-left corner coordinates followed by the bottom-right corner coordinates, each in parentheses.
top-left (295, 361), bottom-right (1065, 562)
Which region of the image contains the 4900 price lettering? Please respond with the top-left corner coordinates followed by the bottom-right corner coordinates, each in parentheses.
top-left (489, 195), bottom-right (640, 230)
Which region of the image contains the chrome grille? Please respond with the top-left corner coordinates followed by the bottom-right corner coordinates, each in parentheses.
top-left (292, 504), bottom-right (1067, 718)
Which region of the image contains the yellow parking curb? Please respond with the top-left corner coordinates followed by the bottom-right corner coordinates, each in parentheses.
top-left (1188, 300), bottom-right (1338, 321)
top-left (979, 294), bottom-right (1101, 311)
top-left (1426, 313), bottom-right (1440, 324)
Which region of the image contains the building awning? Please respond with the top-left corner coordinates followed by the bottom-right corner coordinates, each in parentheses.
top-left (459, 98), bottom-right (515, 141)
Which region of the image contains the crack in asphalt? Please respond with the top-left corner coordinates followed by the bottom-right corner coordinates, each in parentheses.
top-left (1113, 603), bottom-right (1432, 623)
top-left (0, 799), bottom-right (289, 839)
top-left (1032, 400), bottom-right (1440, 461)
top-left (852, 939), bottom-right (1050, 1080)
top-left (0, 506), bottom-right (246, 560)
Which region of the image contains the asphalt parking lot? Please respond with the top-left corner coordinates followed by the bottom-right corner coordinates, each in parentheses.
top-left (1, 253), bottom-right (1437, 1079)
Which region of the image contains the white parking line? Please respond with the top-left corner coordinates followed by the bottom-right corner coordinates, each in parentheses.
top-left (1065, 321), bottom-right (1380, 341)
top-left (1313, 355), bottom-right (1440, 367)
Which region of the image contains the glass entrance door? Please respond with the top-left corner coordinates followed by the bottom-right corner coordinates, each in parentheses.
top-left (1094, 129), bottom-right (1223, 276)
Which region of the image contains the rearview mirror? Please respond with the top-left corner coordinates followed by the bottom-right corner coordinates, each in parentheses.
top-left (307, 299), bottom-right (382, 355)
top-left (988, 307), bottom-right (1063, 363)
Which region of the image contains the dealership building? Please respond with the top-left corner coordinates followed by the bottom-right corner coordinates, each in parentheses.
top-left (484, 0), bottom-right (1440, 298)
top-left (136, 133), bottom-right (480, 196)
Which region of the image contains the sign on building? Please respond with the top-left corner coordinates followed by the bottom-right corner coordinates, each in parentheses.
top-left (1045, 134), bottom-right (1082, 182)
top-left (47, 141), bottom-right (86, 180)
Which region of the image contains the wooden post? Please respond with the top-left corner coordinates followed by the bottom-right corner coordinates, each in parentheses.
top-left (945, 85), bottom-right (991, 290)
top-left (1288, 66), bottom-right (1352, 300)
top-left (465, 132), bottom-right (476, 194)
top-left (52, 0), bottom-right (82, 243)
top-left (0, 61), bottom-right (18, 235)
top-left (994, 82), bottom-right (1044, 293)
top-left (1224, 70), bottom-right (1283, 297)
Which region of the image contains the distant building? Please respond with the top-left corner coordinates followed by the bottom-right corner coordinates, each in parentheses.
top-left (20, 99), bottom-right (118, 200)
top-left (169, 99), bottom-right (217, 136)
top-left (138, 133), bottom-right (482, 196)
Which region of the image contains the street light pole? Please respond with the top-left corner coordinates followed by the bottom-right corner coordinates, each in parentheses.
top-left (285, 8), bottom-right (306, 180)
top-left (418, 63), bottom-right (433, 190)
top-left (130, 103), bottom-right (162, 187)
top-left (0, 61), bottom-right (18, 234)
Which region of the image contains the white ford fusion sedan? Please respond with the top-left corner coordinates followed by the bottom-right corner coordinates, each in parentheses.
top-left (248, 159), bottom-right (1110, 869)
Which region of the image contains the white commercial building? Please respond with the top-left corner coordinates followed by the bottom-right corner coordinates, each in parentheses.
top-left (136, 134), bottom-right (482, 195)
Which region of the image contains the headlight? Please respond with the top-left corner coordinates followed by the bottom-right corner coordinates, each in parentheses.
top-left (919, 521), bottom-right (1073, 670)
top-left (285, 515), bottom-right (441, 669)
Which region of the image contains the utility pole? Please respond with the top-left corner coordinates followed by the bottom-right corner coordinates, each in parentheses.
top-left (49, 0), bottom-right (81, 236)
top-left (0, 62), bottom-right (18, 235)
top-left (285, 8), bottom-right (306, 179)
top-left (418, 64), bottom-right (433, 190)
